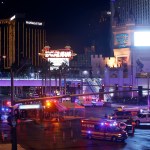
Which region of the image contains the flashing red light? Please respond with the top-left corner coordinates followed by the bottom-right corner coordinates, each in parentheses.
top-left (105, 123), bottom-right (108, 126)
top-left (45, 100), bottom-right (51, 107)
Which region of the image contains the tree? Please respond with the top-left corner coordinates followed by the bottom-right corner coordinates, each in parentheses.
top-left (52, 68), bottom-right (59, 95)
top-left (40, 60), bottom-right (54, 96)
top-left (59, 62), bottom-right (69, 95)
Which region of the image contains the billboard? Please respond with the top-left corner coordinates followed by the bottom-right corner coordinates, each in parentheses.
top-left (134, 32), bottom-right (150, 46)
top-left (48, 58), bottom-right (69, 70)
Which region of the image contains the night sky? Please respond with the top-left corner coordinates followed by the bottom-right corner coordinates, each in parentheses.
top-left (0, 0), bottom-right (111, 55)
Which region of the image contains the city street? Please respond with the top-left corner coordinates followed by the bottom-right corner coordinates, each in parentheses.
top-left (1, 106), bottom-right (149, 150)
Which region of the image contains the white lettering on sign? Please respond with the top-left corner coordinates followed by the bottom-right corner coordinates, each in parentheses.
top-left (82, 124), bottom-right (94, 128)
top-left (26, 21), bottom-right (43, 26)
top-left (44, 51), bottom-right (72, 58)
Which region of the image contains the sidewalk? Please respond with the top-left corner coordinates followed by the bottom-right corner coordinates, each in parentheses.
top-left (0, 144), bottom-right (25, 150)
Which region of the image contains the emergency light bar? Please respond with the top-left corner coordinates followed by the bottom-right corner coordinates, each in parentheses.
top-left (19, 104), bottom-right (40, 109)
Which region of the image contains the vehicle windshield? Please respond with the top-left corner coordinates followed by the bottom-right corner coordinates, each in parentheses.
top-left (115, 111), bottom-right (131, 116)
top-left (107, 126), bottom-right (122, 132)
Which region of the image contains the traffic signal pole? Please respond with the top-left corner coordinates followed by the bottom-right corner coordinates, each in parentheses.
top-left (11, 68), bottom-right (17, 150)
top-left (147, 75), bottom-right (150, 111)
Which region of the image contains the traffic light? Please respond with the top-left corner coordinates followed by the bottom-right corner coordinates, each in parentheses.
top-left (129, 85), bottom-right (132, 90)
top-left (77, 83), bottom-right (81, 89)
top-left (138, 86), bottom-right (143, 97)
top-left (71, 96), bottom-right (76, 103)
top-left (102, 84), bottom-right (104, 91)
top-left (115, 84), bottom-right (118, 90)
top-left (99, 85), bottom-right (104, 101)
top-left (45, 100), bottom-right (51, 108)
top-left (7, 115), bottom-right (12, 127)
top-left (3, 100), bottom-right (11, 107)
top-left (66, 84), bottom-right (70, 92)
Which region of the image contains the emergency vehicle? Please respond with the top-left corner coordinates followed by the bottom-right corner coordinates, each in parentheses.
top-left (81, 118), bottom-right (128, 142)
top-left (108, 106), bottom-right (139, 124)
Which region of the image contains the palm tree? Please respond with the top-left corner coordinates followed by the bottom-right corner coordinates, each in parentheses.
top-left (60, 62), bottom-right (69, 95)
top-left (48, 61), bottom-right (54, 95)
top-left (40, 60), bottom-right (54, 96)
top-left (52, 68), bottom-right (59, 95)
top-left (58, 65), bottom-right (63, 95)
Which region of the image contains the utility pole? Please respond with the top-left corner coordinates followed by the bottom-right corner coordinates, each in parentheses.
top-left (11, 67), bottom-right (17, 150)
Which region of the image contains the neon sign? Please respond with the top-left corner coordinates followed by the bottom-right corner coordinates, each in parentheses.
top-left (40, 46), bottom-right (76, 59)
top-left (45, 50), bottom-right (72, 58)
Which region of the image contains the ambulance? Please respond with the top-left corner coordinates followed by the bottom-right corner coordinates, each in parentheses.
top-left (81, 118), bottom-right (128, 142)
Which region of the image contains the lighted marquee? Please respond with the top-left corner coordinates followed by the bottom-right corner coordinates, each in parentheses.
top-left (40, 46), bottom-right (76, 70)
top-left (19, 104), bottom-right (41, 109)
top-left (45, 50), bottom-right (72, 58)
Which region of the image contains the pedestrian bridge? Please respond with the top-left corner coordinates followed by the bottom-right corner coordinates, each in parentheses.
top-left (0, 78), bottom-right (81, 87)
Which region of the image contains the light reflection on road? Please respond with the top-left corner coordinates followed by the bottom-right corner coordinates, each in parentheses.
top-left (16, 120), bottom-right (150, 150)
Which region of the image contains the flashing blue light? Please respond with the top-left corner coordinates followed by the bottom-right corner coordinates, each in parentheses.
top-left (110, 124), bottom-right (113, 126)
top-left (101, 123), bottom-right (104, 125)
top-left (2, 108), bottom-right (4, 111)
top-left (88, 131), bottom-right (91, 134)
top-left (6, 108), bottom-right (8, 111)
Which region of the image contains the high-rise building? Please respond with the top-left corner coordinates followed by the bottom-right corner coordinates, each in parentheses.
top-left (112, 0), bottom-right (150, 25)
top-left (0, 14), bottom-right (46, 69)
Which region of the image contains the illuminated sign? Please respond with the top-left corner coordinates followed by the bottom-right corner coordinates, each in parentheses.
top-left (45, 50), bottom-right (72, 58)
top-left (134, 32), bottom-right (150, 46)
top-left (19, 104), bottom-right (40, 109)
top-left (116, 33), bottom-right (128, 48)
top-left (39, 46), bottom-right (77, 70)
top-left (26, 21), bottom-right (43, 26)
top-left (40, 46), bottom-right (76, 59)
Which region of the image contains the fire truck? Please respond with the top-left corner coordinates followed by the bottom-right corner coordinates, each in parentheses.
top-left (81, 118), bottom-right (128, 142)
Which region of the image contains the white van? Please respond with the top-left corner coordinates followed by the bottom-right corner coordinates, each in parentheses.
top-left (133, 112), bottom-right (150, 126)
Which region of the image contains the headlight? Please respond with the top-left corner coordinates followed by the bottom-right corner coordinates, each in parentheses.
top-left (118, 134), bottom-right (122, 137)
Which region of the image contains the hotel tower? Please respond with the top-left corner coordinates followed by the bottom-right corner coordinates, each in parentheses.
top-left (0, 14), bottom-right (46, 69)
